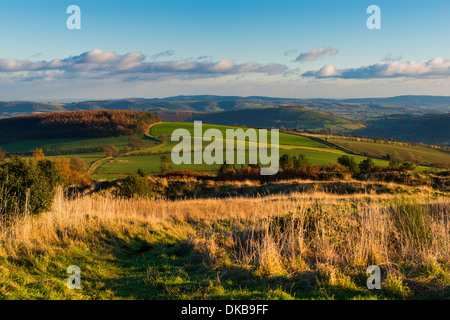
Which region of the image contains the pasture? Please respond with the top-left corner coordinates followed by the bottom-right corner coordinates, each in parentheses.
top-left (325, 136), bottom-right (450, 166)
top-left (2, 122), bottom-right (433, 180)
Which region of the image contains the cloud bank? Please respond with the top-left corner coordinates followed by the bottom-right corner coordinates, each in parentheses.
top-left (0, 49), bottom-right (288, 81)
top-left (303, 57), bottom-right (450, 79)
top-left (1, 49), bottom-right (448, 85)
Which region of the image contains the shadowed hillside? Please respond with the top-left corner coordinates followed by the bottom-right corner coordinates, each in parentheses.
top-left (353, 113), bottom-right (450, 145)
top-left (0, 110), bottom-right (160, 145)
top-left (156, 106), bottom-right (364, 131)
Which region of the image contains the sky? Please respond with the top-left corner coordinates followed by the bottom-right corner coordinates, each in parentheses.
top-left (0, 0), bottom-right (449, 101)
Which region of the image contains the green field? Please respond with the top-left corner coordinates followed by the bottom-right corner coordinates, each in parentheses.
top-left (91, 122), bottom-right (392, 179)
top-left (324, 136), bottom-right (450, 166)
top-left (3, 121), bottom-right (435, 180)
top-left (0, 135), bottom-right (157, 153)
top-left (94, 149), bottom-right (391, 179)
top-left (150, 122), bottom-right (326, 146)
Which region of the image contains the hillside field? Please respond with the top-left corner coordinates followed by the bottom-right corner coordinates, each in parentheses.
top-left (0, 135), bottom-right (158, 154)
top-left (91, 122), bottom-right (392, 179)
top-left (3, 121), bottom-right (441, 181)
top-left (309, 134), bottom-right (450, 167)
top-left (0, 116), bottom-right (449, 302)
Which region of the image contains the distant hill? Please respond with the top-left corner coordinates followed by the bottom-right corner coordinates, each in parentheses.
top-left (142, 94), bottom-right (450, 106)
top-left (155, 106), bottom-right (364, 131)
top-left (340, 95), bottom-right (450, 106)
top-left (2, 95), bottom-right (450, 120)
top-left (352, 113), bottom-right (450, 145)
top-left (63, 99), bottom-right (284, 113)
top-left (0, 110), bottom-right (160, 145)
top-left (140, 95), bottom-right (294, 102)
top-left (0, 101), bottom-right (66, 118)
top-left (1, 95), bottom-right (449, 145)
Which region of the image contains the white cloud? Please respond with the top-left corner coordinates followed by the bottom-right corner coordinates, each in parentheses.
top-left (303, 57), bottom-right (450, 79)
top-left (295, 47), bottom-right (339, 62)
top-left (0, 49), bottom-right (288, 81)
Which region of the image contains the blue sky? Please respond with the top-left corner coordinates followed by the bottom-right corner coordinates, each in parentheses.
top-left (0, 0), bottom-right (449, 100)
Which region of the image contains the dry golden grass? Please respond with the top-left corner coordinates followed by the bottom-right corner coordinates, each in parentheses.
top-left (0, 188), bottom-right (448, 299)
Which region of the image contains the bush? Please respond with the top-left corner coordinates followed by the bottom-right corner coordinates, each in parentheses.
top-left (116, 173), bottom-right (152, 198)
top-left (137, 168), bottom-right (147, 177)
top-left (294, 153), bottom-right (311, 168)
top-left (217, 163), bottom-right (237, 179)
top-left (389, 160), bottom-right (400, 169)
top-left (158, 170), bottom-right (214, 180)
top-left (0, 156), bottom-right (62, 215)
top-left (56, 156), bottom-right (92, 187)
top-left (70, 156), bottom-right (87, 173)
top-left (358, 158), bottom-right (375, 173)
top-left (400, 161), bottom-right (416, 171)
top-left (337, 155), bottom-right (360, 173)
top-left (160, 155), bottom-right (172, 173)
top-left (279, 154), bottom-right (294, 170)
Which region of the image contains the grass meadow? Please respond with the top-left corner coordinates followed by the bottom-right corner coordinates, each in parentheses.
top-left (0, 184), bottom-right (448, 300)
top-left (322, 136), bottom-right (450, 166)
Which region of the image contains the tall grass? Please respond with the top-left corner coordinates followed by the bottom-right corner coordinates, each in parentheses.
top-left (0, 189), bottom-right (448, 298)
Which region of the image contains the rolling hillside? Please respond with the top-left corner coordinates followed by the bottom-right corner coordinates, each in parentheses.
top-left (2, 95), bottom-right (450, 119)
top-left (155, 106), bottom-right (365, 131)
top-left (307, 134), bottom-right (450, 167)
top-left (0, 101), bottom-right (65, 118)
top-left (1, 95), bottom-right (449, 145)
top-left (92, 122), bottom-right (391, 180)
top-left (353, 113), bottom-right (450, 146)
top-left (341, 95), bottom-right (450, 106)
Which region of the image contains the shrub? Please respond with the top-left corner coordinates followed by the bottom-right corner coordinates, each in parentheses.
top-left (217, 163), bottom-right (237, 180)
top-left (116, 173), bottom-right (152, 198)
top-left (0, 156), bottom-right (61, 215)
top-left (137, 168), bottom-right (147, 177)
top-left (70, 156), bottom-right (87, 173)
top-left (36, 158), bottom-right (64, 190)
top-left (400, 161), bottom-right (416, 171)
top-left (358, 158), bottom-right (376, 173)
top-left (389, 160), bottom-right (400, 169)
top-left (160, 155), bottom-right (172, 173)
top-left (294, 153), bottom-right (311, 168)
top-left (279, 154), bottom-right (294, 170)
top-left (158, 170), bottom-right (214, 180)
top-left (219, 163), bottom-right (235, 174)
top-left (337, 155), bottom-right (360, 173)
top-left (56, 156), bottom-right (91, 187)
